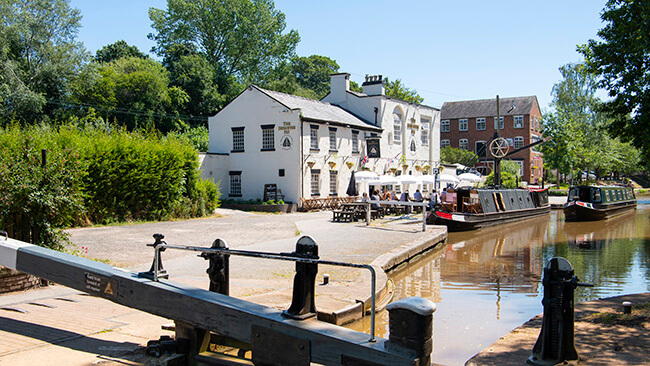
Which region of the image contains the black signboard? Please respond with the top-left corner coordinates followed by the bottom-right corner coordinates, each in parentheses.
top-left (366, 138), bottom-right (381, 158)
top-left (264, 184), bottom-right (278, 201)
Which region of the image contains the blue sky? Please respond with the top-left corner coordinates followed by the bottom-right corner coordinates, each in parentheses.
top-left (69, 0), bottom-right (607, 110)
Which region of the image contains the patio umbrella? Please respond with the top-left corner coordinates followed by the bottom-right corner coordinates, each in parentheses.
top-left (354, 170), bottom-right (379, 182)
top-left (458, 172), bottom-right (482, 183)
top-left (377, 175), bottom-right (399, 185)
top-left (419, 175), bottom-right (437, 185)
top-left (397, 174), bottom-right (421, 185)
top-left (438, 174), bottom-right (460, 185)
top-left (346, 170), bottom-right (359, 196)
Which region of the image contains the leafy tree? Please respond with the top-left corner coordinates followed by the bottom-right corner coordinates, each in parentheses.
top-left (579, 0), bottom-right (650, 169)
top-left (384, 77), bottom-right (424, 104)
top-left (148, 0), bottom-right (300, 86)
top-left (72, 57), bottom-right (188, 131)
top-left (541, 62), bottom-right (641, 181)
top-left (440, 146), bottom-right (476, 167)
top-left (95, 40), bottom-right (148, 63)
top-left (262, 54), bottom-right (339, 99)
top-left (483, 160), bottom-right (521, 188)
top-left (168, 53), bottom-right (224, 121)
top-left (0, 0), bottom-right (87, 123)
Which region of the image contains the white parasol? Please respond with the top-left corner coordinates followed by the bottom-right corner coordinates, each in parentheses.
top-left (377, 175), bottom-right (399, 185)
top-left (396, 174), bottom-right (422, 185)
top-left (354, 171), bottom-right (379, 182)
top-left (458, 172), bottom-right (482, 183)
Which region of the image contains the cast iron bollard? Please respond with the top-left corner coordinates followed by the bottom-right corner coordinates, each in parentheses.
top-left (201, 238), bottom-right (230, 295)
top-left (386, 297), bottom-right (437, 366)
top-left (282, 236), bottom-right (319, 320)
top-left (141, 233), bottom-right (169, 279)
top-left (527, 257), bottom-right (592, 365)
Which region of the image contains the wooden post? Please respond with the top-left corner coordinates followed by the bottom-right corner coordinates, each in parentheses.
top-left (387, 297), bottom-right (437, 366)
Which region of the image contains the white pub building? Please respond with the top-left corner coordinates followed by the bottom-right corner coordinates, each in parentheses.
top-left (201, 73), bottom-right (441, 208)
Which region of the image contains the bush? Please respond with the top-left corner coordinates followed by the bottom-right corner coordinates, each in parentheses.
top-left (0, 123), bottom-right (220, 249)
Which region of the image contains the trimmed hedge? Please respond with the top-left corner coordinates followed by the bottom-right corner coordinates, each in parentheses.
top-left (0, 123), bottom-right (220, 249)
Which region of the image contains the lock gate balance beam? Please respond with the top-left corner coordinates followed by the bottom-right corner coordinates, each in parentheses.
top-left (0, 236), bottom-right (431, 366)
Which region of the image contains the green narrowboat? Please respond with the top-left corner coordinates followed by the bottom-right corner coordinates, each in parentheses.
top-left (564, 185), bottom-right (636, 221)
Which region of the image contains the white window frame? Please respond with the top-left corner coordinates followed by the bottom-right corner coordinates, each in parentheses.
top-left (232, 127), bottom-right (244, 152)
top-left (514, 115), bottom-right (524, 129)
top-left (329, 128), bottom-right (337, 151)
top-left (441, 139), bottom-right (450, 148)
top-left (459, 138), bottom-right (469, 150)
top-left (229, 173), bottom-right (241, 196)
top-left (261, 125), bottom-right (274, 151)
top-left (420, 118), bottom-right (430, 145)
top-left (441, 120), bottom-right (450, 133)
top-left (514, 136), bottom-right (524, 149)
top-left (393, 112), bottom-right (402, 143)
top-left (310, 125), bottom-right (319, 150)
top-left (352, 130), bottom-right (359, 153)
top-left (329, 171), bottom-right (338, 196)
top-left (459, 119), bottom-right (468, 131)
top-left (476, 118), bottom-right (486, 131)
top-left (494, 116), bottom-right (504, 130)
top-left (311, 170), bottom-right (320, 196)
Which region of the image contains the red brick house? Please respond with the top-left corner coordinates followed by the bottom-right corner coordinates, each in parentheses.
top-left (440, 96), bottom-right (544, 184)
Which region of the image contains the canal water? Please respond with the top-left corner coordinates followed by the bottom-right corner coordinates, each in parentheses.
top-left (349, 201), bottom-right (650, 366)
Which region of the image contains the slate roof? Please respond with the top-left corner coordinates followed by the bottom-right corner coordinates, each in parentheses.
top-left (441, 96), bottom-right (538, 119)
top-left (253, 85), bottom-right (381, 131)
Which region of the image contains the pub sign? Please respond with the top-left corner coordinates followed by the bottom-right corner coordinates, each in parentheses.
top-left (366, 138), bottom-right (381, 158)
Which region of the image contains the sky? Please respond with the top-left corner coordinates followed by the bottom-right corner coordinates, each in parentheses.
top-left (69, 0), bottom-right (608, 110)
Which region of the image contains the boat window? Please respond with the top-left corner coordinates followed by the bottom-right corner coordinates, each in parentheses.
top-left (591, 188), bottom-right (601, 203)
top-left (605, 190), bottom-right (610, 202)
top-left (568, 188), bottom-right (580, 200)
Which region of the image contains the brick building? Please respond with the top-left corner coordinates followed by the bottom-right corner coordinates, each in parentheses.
top-left (440, 96), bottom-right (543, 184)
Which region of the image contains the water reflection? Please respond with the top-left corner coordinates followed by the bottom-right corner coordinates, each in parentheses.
top-left (349, 204), bottom-right (650, 366)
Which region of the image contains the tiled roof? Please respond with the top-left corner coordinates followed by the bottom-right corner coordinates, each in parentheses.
top-left (254, 86), bottom-right (381, 131)
top-left (441, 96), bottom-right (538, 119)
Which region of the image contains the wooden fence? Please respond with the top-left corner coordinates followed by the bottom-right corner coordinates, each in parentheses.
top-left (300, 196), bottom-right (358, 211)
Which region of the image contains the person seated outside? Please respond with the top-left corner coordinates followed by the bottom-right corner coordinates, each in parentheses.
top-left (413, 189), bottom-right (423, 202)
top-left (381, 188), bottom-right (391, 201)
top-left (391, 191), bottom-right (399, 201)
top-left (400, 190), bottom-right (411, 214)
top-left (361, 192), bottom-right (369, 202)
top-left (428, 190), bottom-right (439, 211)
top-left (370, 190), bottom-right (381, 210)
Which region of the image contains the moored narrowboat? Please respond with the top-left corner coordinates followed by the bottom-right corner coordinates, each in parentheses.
top-left (427, 187), bottom-right (551, 231)
top-left (563, 185), bottom-right (636, 221)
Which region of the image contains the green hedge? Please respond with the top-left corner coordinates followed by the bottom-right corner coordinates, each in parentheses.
top-left (0, 123), bottom-right (220, 249)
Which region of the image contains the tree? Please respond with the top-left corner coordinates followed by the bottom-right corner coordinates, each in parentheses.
top-left (261, 54), bottom-right (339, 99)
top-left (384, 78), bottom-right (424, 104)
top-left (440, 146), bottom-right (476, 167)
top-left (169, 53), bottom-right (224, 121)
top-left (0, 0), bottom-right (86, 123)
top-left (148, 0), bottom-right (300, 86)
top-left (95, 40), bottom-right (148, 63)
top-left (579, 0), bottom-right (650, 169)
top-left (72, 57), bottom-right (189, 131)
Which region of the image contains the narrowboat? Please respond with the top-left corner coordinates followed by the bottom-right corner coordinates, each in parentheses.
top-left (427, 187), bottom-right (551, 231)
top-left (563, 185), bottom-right (636, 221)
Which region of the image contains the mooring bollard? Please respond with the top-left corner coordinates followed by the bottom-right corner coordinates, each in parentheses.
top-left (622, 301), bottom-right (632, 314)
top-left (201, 238), bottom-right (230, 295)
top-left (140, 233), bottom-right (169, 280)
top-left (283, 236), bottom-right (319, 319)
top-left (527, 257), bottom-right (592, 365)
top-left (386, 297), bottom-right (436, 366)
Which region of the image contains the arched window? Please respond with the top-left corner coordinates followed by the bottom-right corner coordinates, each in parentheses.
top-left (393, 109), bottom-right (402, 144)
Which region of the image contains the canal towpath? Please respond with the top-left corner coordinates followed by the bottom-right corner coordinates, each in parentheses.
top-left (0, 208), bottom-right (446, 365)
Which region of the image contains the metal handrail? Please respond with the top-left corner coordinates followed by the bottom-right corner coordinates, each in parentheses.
top-left (151, 243), bottom-right (378, 342)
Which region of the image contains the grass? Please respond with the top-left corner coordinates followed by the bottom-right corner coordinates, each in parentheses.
top-left (583, 301), bottom-right (650, 327)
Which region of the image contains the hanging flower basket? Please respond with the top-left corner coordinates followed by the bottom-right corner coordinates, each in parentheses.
top-left (389, 167), bottom-right (398, 174)
top-left (346, 161), bottom-right (354, 169)
top-left (328, 161), bottom-right (336, 169)
top-left (307, 161), bottom-right (315, 168)
top-left (423, 165), bottom-right (431, 173)
top-left (402, 164), bottom-right (409, 170)
top-left (361, 167), bottom-right (371, 171)
top-left (415, 165), bottom-right (422, 172)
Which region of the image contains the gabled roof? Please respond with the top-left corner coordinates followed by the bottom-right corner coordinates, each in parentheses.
top-left (252, 85), bottom-right (382, 131)
top-left (441, 96), bottom-right (538, 119)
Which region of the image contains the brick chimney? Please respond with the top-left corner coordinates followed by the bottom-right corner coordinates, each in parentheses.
top-left (328, 73), bottom-right (350, 105)
top-left (362, 74), bottom-right (384, 96)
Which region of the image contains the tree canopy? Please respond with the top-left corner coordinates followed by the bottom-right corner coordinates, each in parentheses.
top-left (579, 0), bottom-right (650, 169)
top-left (440, 146), bottom-right (476, 167)
top-left (0, 0), bottom-right (86, 122)
top-left (384, 78), bottom-right (424, 104)
top-left (148, 0), bottom-right (300, 84)
top-left (95, 40), bottom-right (148, 63)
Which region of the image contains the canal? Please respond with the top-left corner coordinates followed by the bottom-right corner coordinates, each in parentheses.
top-left (350, 201), bottom-right (650, 366)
